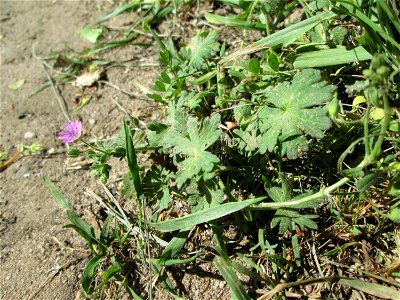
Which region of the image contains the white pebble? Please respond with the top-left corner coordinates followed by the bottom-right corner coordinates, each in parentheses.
top-left (24, 131), bottom-right (35, 139)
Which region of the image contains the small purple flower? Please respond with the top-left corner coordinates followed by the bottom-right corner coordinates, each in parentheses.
top-left (58, 120), bottom-right (82, 144)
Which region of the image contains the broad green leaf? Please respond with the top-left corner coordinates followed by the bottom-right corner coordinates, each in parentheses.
top-left (330, 26), bottom-right (348, 45)
top-left (67, 148), bottom-right (80, 158)
top-left (173, 114), bottom-right (222, 188)
top-left (258, 69), bottom-right (334, 159)
top-left (233, 101), bottom-right (252, 126)
top-left (147, 97), bottom-right (188, 151)
top-left (268, 52), bottom-right (280, 72)
top-left (248, 58), bottom-right (261, 74)
top-left (233, 124), bottom-right (259, 153)
top-left (188, 30), bottom-right (219, 69)
top-left (80, 27), bottom-right (103, 43)
top-left (160, 71), bottom-right (171, 84)
top-left (150, 196), bottom-right (265, 232)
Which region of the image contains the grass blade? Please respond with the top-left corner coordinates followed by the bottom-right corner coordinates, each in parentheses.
top-left (65, 210), bottom-right (97, 244)
top-left (160, 228), bottom-right (191, 261)
top-left (82, 255), bottom-right (103, 295)
top-left (97, 1), bottom-right (141, 24)
top-left (214, 256), bottom-right (251, 300)
top-left (124, 122), bottom-right (142, 198)
top-left (95, 262), bottom-right (123, 291)
top-left (293, 46), bottom-right (372, 68)
top-left (43, 177), bottom-right (73, 211)
top-left (150, 197), bottom-right (265, 232)
top-left (253, 11), bottom-right (336, 48)
top-left (338, 278), bottom-right (400, 299)
top-left (205, 12), bottom-right (266, 31)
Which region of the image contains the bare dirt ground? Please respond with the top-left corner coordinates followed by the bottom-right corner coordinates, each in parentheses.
top-left (0, 1), bottom-right (153, 299)
top-left (0, 1), bottom-right (229, 299)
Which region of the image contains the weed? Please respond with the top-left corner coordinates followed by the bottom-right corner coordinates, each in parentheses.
top-left (46, 1), bottom-right (400, 299)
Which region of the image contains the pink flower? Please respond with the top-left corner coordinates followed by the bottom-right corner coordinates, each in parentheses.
top-left (58, 120), bottom-right (82, 144)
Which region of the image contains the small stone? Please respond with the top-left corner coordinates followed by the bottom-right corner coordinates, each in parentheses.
top-left (47, 148), bottom-right (55, 154)
top-left (24, 131), bottom-right (35, 139)
top-left (89, 119), bottom-right (95, 125)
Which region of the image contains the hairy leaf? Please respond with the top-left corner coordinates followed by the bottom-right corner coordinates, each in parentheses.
top-left (143, 165), bottom-right (172, 210)
top-left (186, 179), bottom-right (224, 212)
top-left (174, 114), bottom-right (222, 188)
top-left (187, 30), bottom-right (220, 69)
top-left (268, 186), bottom-right (318, 234)
top-left (258, 69), bottom-right (334, 159)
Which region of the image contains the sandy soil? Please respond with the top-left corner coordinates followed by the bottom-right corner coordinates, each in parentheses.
top-left (0, 1), bottom-right (152, 299)
top-left (0, 1), bottom-right (229, 299)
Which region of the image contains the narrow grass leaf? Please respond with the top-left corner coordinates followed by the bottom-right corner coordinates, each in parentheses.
top-left (160, 228), bottom-right (191, 261)
top-left (294, 46), bottom-right (372, 68)
top-left (151, 264), bottom-right (184, 299)
top-left (150, 197), bottom-right (265, 232)
top-left (125, 284), bottom-right (143, 300)
top-left (205, 13), bottom-right (266, 31)
top-left (82, 255), bottom-right (103, 295)
top-left (253, 11), bottom-right (336, 48)
top-left (97, 1), bottom-right (141, 24)
top-left (65, 210), bottom-right (97, 243)
top-left (95, 263), bottom-right (122, 291)
top-left (214, 256), bottom-right (251, 300)
top-left (156, 254), bottom-right (199, 266)
top-left (334, 1), bottom-right (400, 53)
top-left (124, 122), bottom-right (141, 197)
top-left (377, 0), bottom-right (400, 34)
top-left (43, 177), bottom-right (73, 211)
top-left (338, 278), bottom-right (400, 299)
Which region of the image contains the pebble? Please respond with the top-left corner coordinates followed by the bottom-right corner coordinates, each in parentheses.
top-left (14, 165), bottom-right (30, 178)
top-left (89, 119), bottom-right (95, 125)
top-left (47, 148), bottom-right (55, 154)
top-left (24, 131), bottom-right (35, 139)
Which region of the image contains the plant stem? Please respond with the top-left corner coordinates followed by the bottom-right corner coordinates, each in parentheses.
top-left (250, 177), bottom-right (350, 210)
top-left (363, 100), bottom-right (371, 157)
top-left (368, 92), bottom-right (391, 162)
top-left (80, 139), bottom-right (108, 154)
